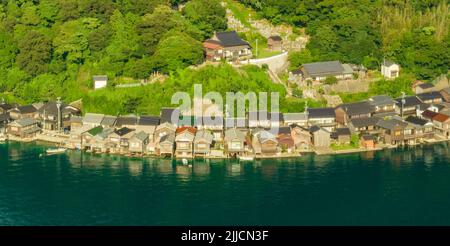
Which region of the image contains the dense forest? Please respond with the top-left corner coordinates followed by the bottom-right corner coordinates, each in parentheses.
top-left (0, 0), bottom-right (227, 104)
top-left (242, 0), bottom-right (449, 80)
top-left (0, 0), bottom-right (448, 115)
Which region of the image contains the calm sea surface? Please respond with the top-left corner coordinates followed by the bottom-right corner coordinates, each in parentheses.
top-left (1, 141), bottom-right (450, 225)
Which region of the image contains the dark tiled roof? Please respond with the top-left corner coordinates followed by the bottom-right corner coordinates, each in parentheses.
top-left (417, 91), bottom-right (443, 101)
top-left (372, 111), bottom-right (398, 118)
top-left (302, 61), bottom-right (344, 77)
top-left (116, 116), bottom-right (138, 127)
top-left (14, 118), bottom-right (39, 127)
top-left (336, 128), bottom-right (351, 136)
top-left (422, 110), bottom-right (438, 119)
top-left (114, 127), bottom-right (134, 136)
top-left (160, 108), bottom-right (179, 124)
top-left (138, 115), bottom-right (160, 126)
top-left (100, 115), bottom-right (117, 126)
top-left (309, 125), bottom-right (322, 133)
top-left (215, 31), bottom-right (249, 47)
top-left (277, 126), bottom-right (291, 135)
top-left (13, 105), bottom-right (38, 114)
top-left (38, 101), bottom-right (80, 115)
top-left (405, 116), bottom-right (429, 126)
top-left (339, 101), bottom-right (375, 116)
top-left (0, 103), bottom-right (13, 111)
top-left (0, 113), bottom-right (10, 122)
top-left (382, 60), bottom-right (396, 67)
top-left (307, 107), bottom-right (335, 119)
top-left (369, 95), bottom-right (396, 107)
top-left (376, 118), bottom-right (407, 130)
top-left (417, 83), bottom-right (434, 89)
top-left (350, 117), bottom-right (380, 128)
top-left (418, 103), bottom-right (431, 111)
top-left (395, 96), bottom-right (422, 107)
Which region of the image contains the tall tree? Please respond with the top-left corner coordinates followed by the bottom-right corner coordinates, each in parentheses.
top-left (136, 5), bottom-right (202, 56)
top-left (16, 31), bottom-right (52, 76)
top-left (182, 0), bottom-right (227, 38)
top-left (53, 19), bottom-right (97, 64)
top-left (152, 32), bottom-right (204, 73)
top-left (106, 10), bottom-right (139, 62)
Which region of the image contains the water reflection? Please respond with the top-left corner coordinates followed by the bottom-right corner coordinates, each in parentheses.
top-left (2, 141), bottom-right (450, 225)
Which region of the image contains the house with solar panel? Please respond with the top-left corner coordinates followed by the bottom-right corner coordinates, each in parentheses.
top-left (203, 31), bottom-right (252, 62)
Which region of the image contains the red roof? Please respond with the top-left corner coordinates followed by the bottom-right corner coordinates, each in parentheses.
top-left (203, 40), bottom-right (222, 50)
top-left (432, 113), bottom-right (450, 122)
top-left (176, 126), bottom-right (196, 134)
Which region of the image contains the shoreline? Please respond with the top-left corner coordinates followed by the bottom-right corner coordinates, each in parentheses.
top-left (3, 134), bottom-right (449, 161)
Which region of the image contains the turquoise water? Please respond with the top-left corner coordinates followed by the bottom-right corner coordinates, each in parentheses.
top-left (1, 141), bottom-right (450, 225)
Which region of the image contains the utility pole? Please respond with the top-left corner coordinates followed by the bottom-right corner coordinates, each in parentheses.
top-left (56, 97), bottom-right (62, 132)
top-left (401, 92), bottom-right (406, 118)
top-left (255, 39), bottom-right (258, 58)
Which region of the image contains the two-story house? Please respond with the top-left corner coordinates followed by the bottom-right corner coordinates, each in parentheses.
top-left (175, 126), bottom-right (196, 158)
top-left (203, 31), bottom-right (252, 62)
top-left (335, 101), bottom-right (375, 126)
top-left (307, 107), bottom-right (336, 131)
top-left (224, 128), bottom-right (247, 157)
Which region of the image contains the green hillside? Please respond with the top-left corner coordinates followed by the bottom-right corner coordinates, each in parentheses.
top-left (240, 0), bottom-right (449, 80)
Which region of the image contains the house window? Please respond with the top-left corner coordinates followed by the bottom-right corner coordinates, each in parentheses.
top-left (197, 143), bottom-right (207, 149)
top-left (394, 131), bottom-right (401, 136)
top-left (231, 142), bottom-right (242, 149)
top-left (178, 142), bottom-right (190, 149)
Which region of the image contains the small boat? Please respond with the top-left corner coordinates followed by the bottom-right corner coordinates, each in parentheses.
top-left (46, 147), bottom-right (66, 155)
top-left (182, 158), bottom-right (189, 165)
top-left (239, 156), bottom-right (254, 161)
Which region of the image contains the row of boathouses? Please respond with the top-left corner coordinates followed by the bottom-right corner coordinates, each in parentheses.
top-left (1, 87), bottom-right (450, 158)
